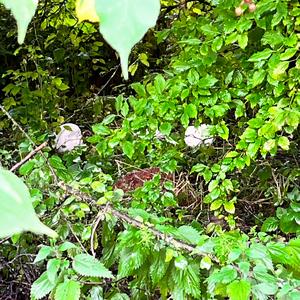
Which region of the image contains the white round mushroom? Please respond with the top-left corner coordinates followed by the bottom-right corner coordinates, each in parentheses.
top-left (184, 124), bottom-right (214, 148)
top-left (54, 123), bottom-right (83, 153)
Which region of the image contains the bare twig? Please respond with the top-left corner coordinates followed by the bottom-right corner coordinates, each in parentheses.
top-left (0, 105), bottom-right (58, 183)
top-left (10, 142), bottom-right (48, 172)
top-left (58, 181), bottom-right (219, 263)
top-left (90, 206), bottom-right (108, 257)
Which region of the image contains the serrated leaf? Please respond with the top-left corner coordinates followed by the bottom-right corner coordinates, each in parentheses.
top-left (227, 280), bottom-right (251, 300)
top-left (90, 286), bottom-right (104, 300)
top-left (0, 169), bottom-right (57, 238)
top-left (76, 0), bottom-right (99, 22)
top-left (73, 254), bottom-right (114, 278)
top-left (47, 258), bottom-right (61, 284)
top-left (1, 0), bottom-right (38, 44)
top-left (55, 280), bottom-right (81, 300)
top-left (95, 0), bottom-right (160, 80)
top-left (175, 225), bottom-right (201, 244)
top-left (261, 217), bottom-right (278, 232)
top-left (31, 271), bottom-right (56, 300)
top-left (150, 251), bottom-right (169, 284)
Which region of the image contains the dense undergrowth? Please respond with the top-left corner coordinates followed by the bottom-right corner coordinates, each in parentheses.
top-left (0, 0), bottom-right (300, 299)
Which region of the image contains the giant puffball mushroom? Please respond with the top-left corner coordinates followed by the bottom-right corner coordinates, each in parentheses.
top-left (55, 123), bottom-right (83, 153)
top-left (184, 125), bottom-right (214, 148)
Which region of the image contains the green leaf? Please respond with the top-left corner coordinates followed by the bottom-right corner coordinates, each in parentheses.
top-left (47, 258), bottom-right (61, 284)
top-left (269, 61), bottom-right (289, 80)
top-left (175, 225), bottom-right (201, 244)
top-left (96, 0), bottom-right (160, 80)
top-left (198, 74), bottom-right (218, 88)
top-left (1, 0), bottom-right (38, 44)
top-left (89, 286), bottom-right (104, 300)
top-left (224, 201), bottom-right (235, 214)
top-left (154, 74), bottom-right (166, 94)
top-left (31, 271), bottom-right (56, 300)
top-left (212, 36), bottom-right (223, 52)
top-left (150, 250), bottom-right (169, 285)
top-left (261, 217), bottom-right (279, 232)
top-left (159, 122), bottom-right (172, 135)
top-left (277, 136), bottom-right (290, 150)
top-left (227, 280), bottom-right (251, 300)
top-left (238, 33), bottom-right (248, 49)
top-left (248, 49), bottom-right (273, 62)
top-left (111, 293), bottom-right (130, 300)
top-left (200, 256), bottom-right (212, 270)
top-left (210, 200), bottom-right (223, 210)
top-left (280, 48), bottom-right (297, 61)
top-left (19, 160), bottom-right (35, 176)
top-left (0, 169), bottom-right (57, 238)
top-left (251, 69), bottom-right (266, 87)
top-left (72, 254), bottom-right (114, 278)
top-left (55, 280), bottom-right (81, 300)
top-left (121, 141), bottom-right (134, 159)
top-left (185, 104), bottom-right (197, 118)
top-left (34, 246), bottom-right (54, 263)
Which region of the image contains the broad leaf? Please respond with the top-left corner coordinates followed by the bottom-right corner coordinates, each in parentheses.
top-left (0, 169), bottom-right (57, 238)
top-left (55, 280), bottom-right (81, 300)
top-left (0, 0), bottom-right (38, 43)
top-left (227, 280), bottom-right (251, 300)
top-left (31, 271), bottom-right (56, 300)
top-left (73, 254), bottom-right (114, 278)
top-left (95, 0), bottom-right (160, 80)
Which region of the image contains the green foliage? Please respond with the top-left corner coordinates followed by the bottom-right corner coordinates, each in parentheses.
top-left (96, 0), bottom-right (161, 80)
top-left (0, 168), bottom-right (57, 238)
top-left (1, 0), bottom-right (300, 299)
top-left (0, 0), bottom-right (38, 43)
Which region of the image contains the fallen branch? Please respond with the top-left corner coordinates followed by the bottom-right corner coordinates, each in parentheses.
top-left (58, 181), bottom-right (219, 263)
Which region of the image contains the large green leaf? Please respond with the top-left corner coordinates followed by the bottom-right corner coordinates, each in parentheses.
top-left (31, 271), bottom-right (56, 300)
top-left (0, 0), bottom-right (38, 43)
top-left (0, 169), bottom-right (57, 238)
top-left (227, 280), bottom-right (251, 300)
top-left (95, 0), bottom-right (160, 80)
top-left (55, 280), bottom-right (81, 300)
top-left (72, 254), bottom-right (114, 278)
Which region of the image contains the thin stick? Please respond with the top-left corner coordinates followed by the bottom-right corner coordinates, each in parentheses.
top-left (58, 181), bottom-right (219, 263)
top-left (10, 142), bottom-right (48, 172)
top-left (90, 207), bottom-right (107, 257)
top-left (0, 105), bottom-right (58, 183)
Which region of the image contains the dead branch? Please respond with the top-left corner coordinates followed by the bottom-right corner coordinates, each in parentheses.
top-left (10, 142), bottom-right (48, 172)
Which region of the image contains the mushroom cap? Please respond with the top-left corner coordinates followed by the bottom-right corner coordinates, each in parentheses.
top-left (184, 125), bottom-right (214, 147)
top-left (55, 123), bottom-right (83, 153)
